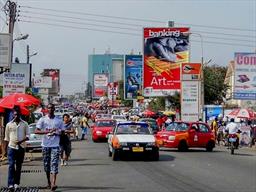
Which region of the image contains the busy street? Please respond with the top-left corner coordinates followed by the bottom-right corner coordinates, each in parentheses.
top-left (1, 134), bottom-right (256, 192)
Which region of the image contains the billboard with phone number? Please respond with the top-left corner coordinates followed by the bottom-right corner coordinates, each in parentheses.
top-left (124, 55), bottom-right (142, 100)
top-left (143, 27), bottom-right (190, 97)
top-left (93, 73), bottom-right (108, 99)
top-left (234, 53), bottom-right (256, 100)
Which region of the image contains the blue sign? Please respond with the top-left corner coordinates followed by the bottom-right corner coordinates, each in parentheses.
top-left (124, 55), bottom-right (142, 100)
top-left (204, 105), bottom-right (223, 121)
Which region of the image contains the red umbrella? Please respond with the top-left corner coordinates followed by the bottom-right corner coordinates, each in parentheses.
top-left (228, 108), bottom-right (255, 119)
top-left (143, 110), bottom-right (155, 117)
top-left (0, 93), bottom-right (40, 109)
top-left (0, 106), bottom-right (30, 116)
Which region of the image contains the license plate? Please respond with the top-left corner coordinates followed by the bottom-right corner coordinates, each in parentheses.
top-left (229, 138), bottom-right (236, 142)
top-left (132, 147), bottom-right (144, 152)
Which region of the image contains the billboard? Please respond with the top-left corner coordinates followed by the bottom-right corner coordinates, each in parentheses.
top-left (143, 27), bottom-right (190, 97)
top-left (0, 63), bottom-right (31, 87)
top-left (108, 82), bottom-right (118, 100)
top-left (93, 73), bottom-right (108, 98)
top-left (234, 53), bottom-right (256, 100)
top-left (0, 33), bottom-right (12, 68)
top-left (124, 55), bottom-right (142, 99)
top-left (3, 73), bottom-right (26, 96)
top-left (43, 69), bottom-right (60, 95)
top-left (181, 63), bottom-right (202, 121)
top-left (33, 76), bottom-right (52, 88)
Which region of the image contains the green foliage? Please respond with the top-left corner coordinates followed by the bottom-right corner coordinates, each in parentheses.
top-left (203, 65), bottom-right (228, 104)
top-left (148, 97), bottom-right (165, 111)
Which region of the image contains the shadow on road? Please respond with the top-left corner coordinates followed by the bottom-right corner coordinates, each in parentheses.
top-left (232, 153), bottom-right (255, 157)
top-left (70, 163), bottom-right (110, 166)
top-left (160, 148), bottom-right (224, 153)
top-left (59, 185), bottom-right (124, 191)
top-left (159, 154), bottom-right (175, 161)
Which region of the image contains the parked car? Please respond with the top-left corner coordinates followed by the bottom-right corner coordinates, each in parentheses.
top-left (155, 122), bottom-right (215, 151)
top-left (25, 123), bottom-right (43, 152)
top-left (91, 119), bottom-right (116, 142)
top-left (139, 118), bottom-right (159, 134)
top-left (95, 113), bottom-right (112, 121)
top-left (108, 121), bottom-right (159, 161)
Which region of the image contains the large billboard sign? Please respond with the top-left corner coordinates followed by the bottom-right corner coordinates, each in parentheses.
top-left (43, 69), bottom-right (60, 95)
top-left (3, 73), bottom-right (26, 96)
top-left (234, 53), bottom-right (256, 100)
top-left (143, 27), bottom-right (190, 97)
top-left (33, 76), bottom-right (52, 88)
top-left (124, 55), bottom-right (142, 99)
top-left (0, 33), bottom-right (12, 69)
top-left (93, 73), bottom-right (108, 98)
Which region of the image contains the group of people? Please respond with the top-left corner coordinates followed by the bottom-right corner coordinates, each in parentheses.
top-left (4, 104), bottom-right (91, 191)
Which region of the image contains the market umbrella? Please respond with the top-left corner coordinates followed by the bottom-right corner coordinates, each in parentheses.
top-left (228, 108), bottom-right (255, 119)
top-left (143, 110), bottom-right (155, 117)
top-left (0, 93), bottom-right (41, 109)
top-left (0, 106), bottom-right (30, 116)
top-left (162, 110), bottom-right (176, 116)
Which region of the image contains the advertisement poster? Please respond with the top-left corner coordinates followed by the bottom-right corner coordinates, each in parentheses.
top-left (0, 33), bottom-right (12, 68)
top-left (93, 73), bottom-right (108, 98)
top-left (43, 69), bottom-right (60, 94)
top-left (108, 82), bottom-right (118, 100)
top-left (124, 55), bottom-right (142, 99)
top-left (181, 81), bottom-right (200, 121)
top-left (181, 63), bottom-right (201, 81)
top-left (239, 125), bottom-right (251, 146)
top-left (3, 73), bottom-right (26, 96)
top-left (33, 76), bottom-right (52, 88)
top-left (234, 53), bottom-right (256, 100)
top-left (143, 27), bottom-right (190, 97)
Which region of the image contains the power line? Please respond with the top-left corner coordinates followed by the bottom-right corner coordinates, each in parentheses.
top-left (18, 19), bottom-right (255, 48)
top-left (19, 15), bottom-right (255, 43)
top-left (18, 10), bottom-right (256, 39)
top-left (20, 5), bottom-right (256, 32)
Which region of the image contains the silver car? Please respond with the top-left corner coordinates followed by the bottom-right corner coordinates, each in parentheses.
top-left (25, 123), bottom-right (42, 152)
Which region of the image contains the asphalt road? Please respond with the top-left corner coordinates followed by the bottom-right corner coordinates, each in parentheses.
top-left (0, 138), bottom-right (256, 192)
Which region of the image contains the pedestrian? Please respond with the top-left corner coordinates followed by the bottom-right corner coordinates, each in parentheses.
top-left (35, 103), bottom-right (65, 191)
top-left (80, 113), bottom-right (90, 140)
top-left (249, 120), bottom-right (256, 147)
top-left (60, 114), bottom-right (74, 166)
top-left (4, 106), bottom-right (29, 191)
top-left (72, 113), bottom-right (80, 140)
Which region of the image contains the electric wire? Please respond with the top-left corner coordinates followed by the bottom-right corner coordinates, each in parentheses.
top-left (18, 15), bottom-right (255, 43)
top-left (18, 19), bottom-right (255, 48)
top-left (18, 10), bottom-right (256, 40)
top-left (19, 5), bottom-right (256, 32)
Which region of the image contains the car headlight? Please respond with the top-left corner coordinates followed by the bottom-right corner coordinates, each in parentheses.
top-left (120, 142), bottom-right (127, 146)
top-left (168, 136), bottom-right (175, 141)
top-left (96, 131), bottom-right (102, 135)
top-left (146, 142), bottom-right (156, 146)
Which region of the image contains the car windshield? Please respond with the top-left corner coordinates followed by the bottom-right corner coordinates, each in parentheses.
top-left (166, 122), bottom-right (189, 131)
top-left (141, 119), bottom-right (157, 127)
top-left (116, 124), bottom-right (151, 134)
top-left (112, 116), bottom-right (126, 120)
top-left (96, 120), bottom-right (116, 127)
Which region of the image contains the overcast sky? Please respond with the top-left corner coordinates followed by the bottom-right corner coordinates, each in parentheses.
top-left (0, 0), bottom-right (255, 95)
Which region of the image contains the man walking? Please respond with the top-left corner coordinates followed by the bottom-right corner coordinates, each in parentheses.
top-left (4, 106), bottom-right (29, 191)
top-left (35, 103), bottom-right (64, 191)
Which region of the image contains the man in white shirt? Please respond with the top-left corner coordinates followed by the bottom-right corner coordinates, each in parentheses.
top-left (4, 106), bottom-right (29, 191)
top-left (35, 103), bottom-right (64, 191)
top-left (225, 118), bottom-right (239, 134)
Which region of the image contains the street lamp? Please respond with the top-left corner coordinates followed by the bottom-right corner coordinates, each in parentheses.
top-left (13, 34), bottom-right (29, 42)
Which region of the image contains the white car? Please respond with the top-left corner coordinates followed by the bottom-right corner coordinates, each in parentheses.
top-left (108, 121), bottom-right (159, 161)
top-left (111, 115), bottom-right (127, 122)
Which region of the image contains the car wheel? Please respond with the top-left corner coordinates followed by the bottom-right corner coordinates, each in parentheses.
top-left (206, 141), bottom-right (215, 152)
top-left (178, 140), bottom-right (188, 152)
top-left (112, 148), bottom-right (119, 161)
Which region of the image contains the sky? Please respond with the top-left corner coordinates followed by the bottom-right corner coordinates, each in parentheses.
top-left (0, 0), bottom-right (255, 95)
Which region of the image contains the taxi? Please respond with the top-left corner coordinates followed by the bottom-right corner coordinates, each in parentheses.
top-left (108, 121), bottom-right (159, 161)
top-left (155, 122), bottom-right (215, 151)
top-left (91, 119), bottom-right (116, 142)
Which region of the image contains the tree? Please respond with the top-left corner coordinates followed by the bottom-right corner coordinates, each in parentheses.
top-left (203, 65), bottom-right (228, 105)
top-left (118, 80), bottom-right (132, 107)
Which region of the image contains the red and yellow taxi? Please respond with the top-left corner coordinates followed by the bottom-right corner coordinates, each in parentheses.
top-left (91, 119), bottom-right (116, 142)
top-left (155, 122), bottom-right (215, 151)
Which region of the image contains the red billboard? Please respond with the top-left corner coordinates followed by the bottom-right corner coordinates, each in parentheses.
top-left (143, 28), bottom-right (190, 97)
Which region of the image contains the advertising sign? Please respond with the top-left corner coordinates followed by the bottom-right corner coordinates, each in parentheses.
top-left (93, 73), bottom-right (108, 98)
top-left (181, 63), bottom-right (201, 81)
top-left (3, 73), bottom-right (26, 96)
top-left (33, 76), bottom-right (52, 88)
top-left (108, 82), bottom-right (118, 100)
top-left (143, 27), bottom-right (190, 97)
top-left (124, 55), bottom-right (142, 99)
top-left (43, 69), bottom-right (60, 95)
top-left (181, 81), bottom-right (200, 121)
top-left (234, 53), bottom-right (256, 100)
top-left (0, 33), bottom-right (12, 68)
